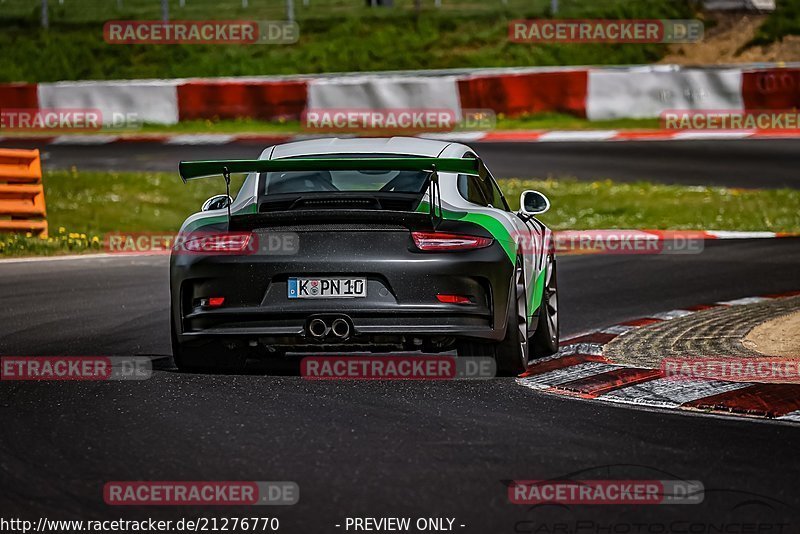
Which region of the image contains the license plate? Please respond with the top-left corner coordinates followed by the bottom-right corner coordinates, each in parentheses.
top-left (288, 277), bottom-right (367, 299)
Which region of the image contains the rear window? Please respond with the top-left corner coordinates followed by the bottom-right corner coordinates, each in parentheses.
top-left (258, 154), bottom-right (434, 196)
top-left (258, 169), bottom-right (429, 196)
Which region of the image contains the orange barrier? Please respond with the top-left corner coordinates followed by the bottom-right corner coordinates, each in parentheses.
top-left (457, 70), bottom-right (588, 118)
top-left (0, 149), bottom-right (48, 237)
top-left (177, 80), bottom-right (308, 121)
top-left (742, 68), bottom-right (800, 110)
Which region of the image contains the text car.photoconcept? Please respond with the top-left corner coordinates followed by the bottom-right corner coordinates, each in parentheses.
top-left (170, 137), bottom-right (559, 373)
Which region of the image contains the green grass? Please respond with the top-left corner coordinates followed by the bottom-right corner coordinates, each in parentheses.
top-left (138, 114), bottom-right (661, 133)
top-left (750, 0), bottom-right (800, 46)
top-left (2, 170), bottom-right (798, 257)
top-left (502, 178), bottom-right (800, 232)
top-left (1, 114), bottom-right (662, 136)
top-left (0, 0), bottom-right (695, 82)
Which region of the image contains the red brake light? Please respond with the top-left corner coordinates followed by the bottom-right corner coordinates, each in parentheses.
top-left (181, 233), bottom-right (253, 253)
top-left (436, 294), bottom-right (471, 304)
top-left (202, 297), bottom-right (225, 308)
top-left (411, 231), bottom-right (493, 251)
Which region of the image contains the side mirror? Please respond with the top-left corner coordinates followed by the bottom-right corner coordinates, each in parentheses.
top-left (519, 190), bottom-right (550, 216)
top-left (201, 195), bottom-right (232, 212)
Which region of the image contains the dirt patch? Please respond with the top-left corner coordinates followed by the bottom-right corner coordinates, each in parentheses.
top-left (743, 310), bottom-right (800, 357)
top-left (660, 13), bottom-right (800, 65)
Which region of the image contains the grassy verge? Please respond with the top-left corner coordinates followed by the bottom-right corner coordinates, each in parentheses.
top-left (132, 114), bottom-right (662, 133)
top-left (2, 170), bottom-right (798, 257)
top-left (0, 0), bottom-right (694, 82)
top-left (0, 115), bottom-right (662, 137)
top-left (750, 0), bottom-right (800, 46)
top-left (502, 178), bottom-right (800, 231)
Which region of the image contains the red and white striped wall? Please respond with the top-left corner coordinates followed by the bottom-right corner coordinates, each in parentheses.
top-left (0, 64), bottom-right (798, 126)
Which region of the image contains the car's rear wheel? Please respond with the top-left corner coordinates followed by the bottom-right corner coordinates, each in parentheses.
top-left (494, 259), bottom-right (530, 375)
top-left (171, 319), bottom-right (247, 373)
top-left (457, 259), bottom-right (529, 375)
top-left (531, 253), bottom-right (559, 357)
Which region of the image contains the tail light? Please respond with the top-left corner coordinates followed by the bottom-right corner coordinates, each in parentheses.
top-left (437, 294), bottom-right (471, 304)
top-left (201, 297), bottom-right (226, 308)
top-left (411, 231), bottom-right (493, 252)
top-left (179, 232), bottom-right (254, 254)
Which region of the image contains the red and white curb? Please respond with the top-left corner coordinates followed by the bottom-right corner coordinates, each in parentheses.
top-left (517, 291), bottom-right (800, 422)
top-left (3, 129), bottom-right (800, 147)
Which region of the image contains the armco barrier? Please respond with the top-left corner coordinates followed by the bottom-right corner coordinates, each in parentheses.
top-left (742, 68), bottom-right (800, 110)
top-left (5, 64), bottom-right (800, 126)
top-left (586, 68), bottom-right (744, 120)
top-left (177, 80), bottom-right (308, 121)
top-left (38, 81), bottom-right (180, 126)
top-left (458, 70), bottom-right (587, 118)
top-left (307, 76), bottom-right (462, 117)
top-left (0, 149), bottom-right (48, 237)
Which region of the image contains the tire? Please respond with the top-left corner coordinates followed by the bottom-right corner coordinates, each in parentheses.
top-left (171, 318), bottom-right (247, 373)
top-left (494, 259), bottom-right (530, 375)
top-left (531, 253), bottom-right (559, 357)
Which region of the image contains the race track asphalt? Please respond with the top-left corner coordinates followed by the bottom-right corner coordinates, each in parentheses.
top-left (2, 239), bottom-right (799, 531)
top-left (2, 137), bottom-right (799, 188)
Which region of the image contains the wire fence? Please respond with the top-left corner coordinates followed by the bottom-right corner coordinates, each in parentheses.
top-left (2, 0), bottom-right (697, 25)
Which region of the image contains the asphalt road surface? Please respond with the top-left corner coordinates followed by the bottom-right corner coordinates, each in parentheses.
top-left (2, 239), bottom-right (800, 532)
top-left (2, 137), bottom-right (799, 188)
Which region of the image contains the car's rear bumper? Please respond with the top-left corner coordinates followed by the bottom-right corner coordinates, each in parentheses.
top-left (170, 227), bottom-right (515, 349)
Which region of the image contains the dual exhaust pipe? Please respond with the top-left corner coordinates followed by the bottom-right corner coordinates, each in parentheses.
top-left (308, 317), bottom-right (351, 340)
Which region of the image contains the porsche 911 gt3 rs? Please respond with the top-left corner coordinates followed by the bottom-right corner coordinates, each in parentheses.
top-left (170, 137), bottom-right (559, 374)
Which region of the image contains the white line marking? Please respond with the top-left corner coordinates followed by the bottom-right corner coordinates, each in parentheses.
top-left (417, 132), bottom-right (489, 142)
top-left (557, 342), bottom-right (604, 356)
top-left (671, 131), bottom-right (754, 140)
top-left (600, 325), bottom-right (637, 335)
top-left (705, 230), bottom-right (777, 239)
top-left (601, 377), bottom-right (752, 408)
top-left (538, 130), bottom-right (618, 142)
top-left (165, 134), bottom-right (236, 145)
top-left (51, 135), bottom-right (119, 145)
top-left (517, 362), bottom-right (619, 389)
top-left (777, 410), bottom-right (800, 422)
top-left (716, 296), bottom-right (770, 306)
top-left (649, 309), bottom-right (694, 320)
top-left (0, 253), bottom-right (165, 264)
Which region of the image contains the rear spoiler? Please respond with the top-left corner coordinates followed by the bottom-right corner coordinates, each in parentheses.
top-left (178, 157), bottom-right (487, 228)
top-left (178, 157), bottom-right (483, 182)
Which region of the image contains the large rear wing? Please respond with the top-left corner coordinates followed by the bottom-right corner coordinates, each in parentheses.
top-left (178, 157), bottom-right (483, 182)
top-left (178, 157), bottom-right (487, 228)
